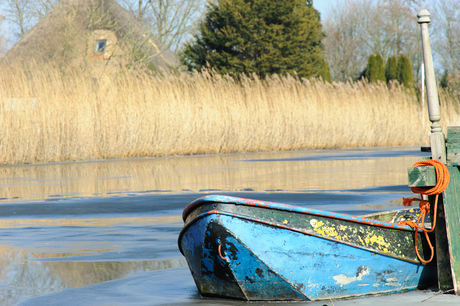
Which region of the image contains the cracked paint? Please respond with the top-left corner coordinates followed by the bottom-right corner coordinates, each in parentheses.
top-left (333, 266), bottom-right (370, 286)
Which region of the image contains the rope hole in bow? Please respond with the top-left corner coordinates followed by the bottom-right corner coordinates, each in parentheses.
top-left (399, 160), bottom-right (450, 264)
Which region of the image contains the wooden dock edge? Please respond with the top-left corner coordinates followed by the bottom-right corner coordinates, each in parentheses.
top-left (415, 9), bottom-right (460, 294)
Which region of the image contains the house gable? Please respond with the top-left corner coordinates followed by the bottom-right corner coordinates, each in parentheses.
top-left (1, 0), bottom-right (179, 72)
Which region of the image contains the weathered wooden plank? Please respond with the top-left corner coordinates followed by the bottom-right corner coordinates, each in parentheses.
top-left (447, 153), bottom-right (460, 165)
top-left (447, 126), bottom-right (460, 143)
top-left (407, 166), bottom-right (436, 187)
top-left (442, 166), bottom-right (460, 293)
top-left (444, 129), bottom-right (460, 291)
top-left (431, 194), bottom-right (454, 290)
top-left (446, 142), bottom-right (460, 153)
top-left (447, 127), bottom-right (460, 164)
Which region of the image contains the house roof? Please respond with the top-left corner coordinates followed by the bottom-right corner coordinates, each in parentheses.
top-left (2, 0), bottom-right (180, 71)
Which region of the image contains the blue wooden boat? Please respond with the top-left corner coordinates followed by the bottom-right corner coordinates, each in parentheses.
top-left (178, 194), bottom-right (437, 301)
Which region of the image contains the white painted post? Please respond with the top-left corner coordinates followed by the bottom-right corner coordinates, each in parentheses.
top-left (417, 9), bottom-right (446, 162)
top-left (418, 10), bottom-right (455, 293)
top-left (421, 62), bottom-right (425, 128)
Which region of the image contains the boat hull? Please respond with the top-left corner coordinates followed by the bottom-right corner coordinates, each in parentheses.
top-left (178, 195), bottom-right (437, 301)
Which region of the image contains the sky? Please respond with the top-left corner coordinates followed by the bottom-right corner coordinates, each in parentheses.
top-left (313, 0), bottom-right (341, 20)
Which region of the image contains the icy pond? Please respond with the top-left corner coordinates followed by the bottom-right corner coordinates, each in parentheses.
top-left (1, 146), bottom-right (459, 305)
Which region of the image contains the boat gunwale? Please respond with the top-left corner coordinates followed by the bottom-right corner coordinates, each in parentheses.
top-left (182, 194), bottom-right (416, 230)
top-left (178, 206), bottom-right (429, 264)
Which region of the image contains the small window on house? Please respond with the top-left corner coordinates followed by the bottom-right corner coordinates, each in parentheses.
top-left (94, 40), bottom-right (107, 55)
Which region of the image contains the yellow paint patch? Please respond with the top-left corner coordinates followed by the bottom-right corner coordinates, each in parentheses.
top-left (283, 219), bottom-right (288, 224)
top-left (363, 233), bottom-right (390, 250)
top-left (310, 219), bottom-right (340, 239)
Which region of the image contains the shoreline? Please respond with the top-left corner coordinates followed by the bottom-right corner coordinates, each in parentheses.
top-left (0, 144), bottom-right (427, 167)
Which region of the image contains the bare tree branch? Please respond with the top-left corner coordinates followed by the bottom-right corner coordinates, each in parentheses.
top-left (0, 15), bottom-right (9, 56)
top-left (118, 0), bottom-right (207, 53)
top-left (430, 0), bottom-right (460, 76)
top-left (323, 1), bottom-right (368, 81)
top-left (323, 0), bottom-right (421, 82)
top-left (29, 0), bottom-right (59, 20)
top-left (3, 0), bottom-right (34, 38)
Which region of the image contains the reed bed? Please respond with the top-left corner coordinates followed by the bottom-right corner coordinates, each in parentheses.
top-left (0, 63), bottom-right (459, 165)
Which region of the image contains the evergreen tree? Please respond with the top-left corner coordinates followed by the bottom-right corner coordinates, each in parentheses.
top-left (180, 0), bottom-right (327, 79)
top-left (365, 54), bottom-right (376, 82)
top-left (375, 53), bottom-right (386, 83)
top-left (396, 54), bottom-right (414, 88)
top-left (440, 70), bottom-right (450, 89)
top-left (321, 60), bottom-right (332, 83)
top-left (364, 53), bottom-right (386, 83)
top-left (385, 55), bottom-right (398, 84)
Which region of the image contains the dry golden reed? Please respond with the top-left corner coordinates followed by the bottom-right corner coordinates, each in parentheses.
top-left (0, 63), bottom-right (459, 165)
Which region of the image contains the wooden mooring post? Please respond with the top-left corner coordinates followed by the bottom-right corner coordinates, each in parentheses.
top-left (409, 9), bottom-right (460, 294)
top-left (418, 9), bottom-right (445, 163)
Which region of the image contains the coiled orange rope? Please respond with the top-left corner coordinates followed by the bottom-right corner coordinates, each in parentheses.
top-left (399, 160), bottom-right (450, 264)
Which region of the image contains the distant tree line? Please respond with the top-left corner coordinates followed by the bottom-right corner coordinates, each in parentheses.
top-left (323, 0), bottom-right (460, 89)
top-left (360, 53), bottom-right (414, 88)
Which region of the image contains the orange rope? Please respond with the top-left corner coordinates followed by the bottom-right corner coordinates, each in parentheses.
top-left (218, 244), bottom-right (227, 261)
top-left (399, 160), bottom-right (450, 264)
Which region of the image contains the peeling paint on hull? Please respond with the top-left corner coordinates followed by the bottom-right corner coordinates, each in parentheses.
top-left (178, 195), bottom-right (437, 301)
